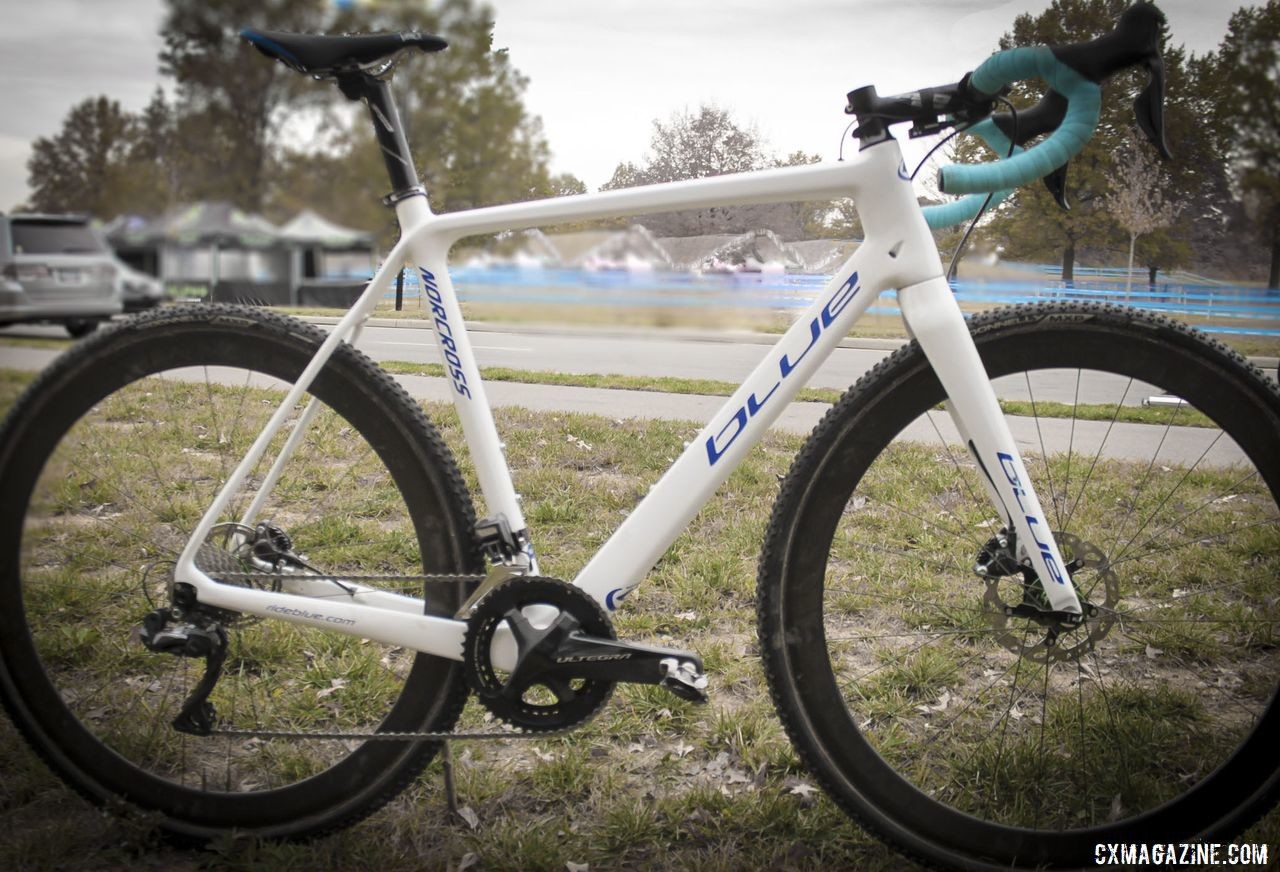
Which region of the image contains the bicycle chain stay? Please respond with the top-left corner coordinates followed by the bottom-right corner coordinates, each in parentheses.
top-left (214, 570), bottom-right (487, 589)
top-left (202, 568), bottom-right (590, 741)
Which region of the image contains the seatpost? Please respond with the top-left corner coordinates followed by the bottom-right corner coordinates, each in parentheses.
top-left (336, 72), bottom-right (427, 207)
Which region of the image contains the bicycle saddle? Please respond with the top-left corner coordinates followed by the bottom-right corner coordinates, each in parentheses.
top-left (241, 29), bottom-right (447, 75)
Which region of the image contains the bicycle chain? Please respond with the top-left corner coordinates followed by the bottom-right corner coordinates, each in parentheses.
top-left (203, 570), bottom-right (600, 741)
top-left (210, 721), bottom-right (591, 742)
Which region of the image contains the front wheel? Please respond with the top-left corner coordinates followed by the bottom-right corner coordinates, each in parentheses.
top-left (758, 303), bottom-right (1280, 869)
top-left (0, 305), bottom-right (482, 842)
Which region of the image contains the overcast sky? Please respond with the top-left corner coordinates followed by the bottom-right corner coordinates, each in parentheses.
top-left (0, 0), bottom-right (1240, 213)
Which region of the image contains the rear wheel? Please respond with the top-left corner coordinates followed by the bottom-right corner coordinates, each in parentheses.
top-left (759, 303), bottom-right (1280, 869)
top-left (0, 305), bottom-right (481, 841)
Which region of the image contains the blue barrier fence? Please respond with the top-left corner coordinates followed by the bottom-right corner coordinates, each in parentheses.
top-left (384, 267), bottom-right (1280, 338)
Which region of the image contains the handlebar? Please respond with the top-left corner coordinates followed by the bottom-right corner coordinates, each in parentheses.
top-left (850, 2), bottom-right (1170, 230)
top-left (937, 48), bottom-right (1100, 196)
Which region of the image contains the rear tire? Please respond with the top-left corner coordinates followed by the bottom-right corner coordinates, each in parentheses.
top-left (758, 303), bottom-right (1280, 869)
top-left (0, 305), bottom-right (482, 841)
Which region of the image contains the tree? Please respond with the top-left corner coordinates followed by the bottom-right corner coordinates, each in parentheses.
top-left (160, 0), bottom-right (323, 212)
top-left (1214, 1), bottom-right (1280, 288)
top-left (118, 89), bottom-right (180, 216)
top-left (601, 105), bottom-right (822, 238)
top-left (640, 105), bottom-right (767, 182)
top-left (1104, 130), bottom-right (1180, 294)
top-left (957, 0), bottom-right (1219, 283)
top-left (26, 97), bottom-right (135, 216)
top-left (265, 0), bottom-right (566, 243)
top-left (971, 0), bottom-right (1143, 280)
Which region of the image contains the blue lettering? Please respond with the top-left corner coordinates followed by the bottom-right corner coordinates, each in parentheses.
top-left (706, 407), bottom-right (748, 466)
top-left (747, 381), bottom-right (780, 416)
top-left (821, 272), bottom-right (860, 327)
top-left (420, 269), bottom-right (471, 401)
top-left (779, 318), bottom-right (821, 377)
top-left (705, 273), bottom-right (861, 467)
top-left (997, 451), bottom-right (1065, 586)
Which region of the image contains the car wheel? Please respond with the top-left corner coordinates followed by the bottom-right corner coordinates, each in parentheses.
top-left (64, 318), bottom-right (100, 338)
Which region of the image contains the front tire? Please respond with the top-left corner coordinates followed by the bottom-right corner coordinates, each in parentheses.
top-left (758, 303), bottom-right (1280, 869)
top-left (0, 305), bottom-right (482, 842)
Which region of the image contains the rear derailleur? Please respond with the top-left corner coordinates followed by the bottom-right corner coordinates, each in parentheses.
top-left (463, 576), bottom-right (708, 732)
top-left (138, 586), bottom-right (228, 736)
top-left (136, 521), bottom-right (310, 736)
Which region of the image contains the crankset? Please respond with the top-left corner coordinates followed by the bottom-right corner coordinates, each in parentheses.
top-left (463, 577), bottom-right (708, 732)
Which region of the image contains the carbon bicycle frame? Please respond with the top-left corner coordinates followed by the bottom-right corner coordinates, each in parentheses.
top-left (172, 135), bottom-right (1080, 669)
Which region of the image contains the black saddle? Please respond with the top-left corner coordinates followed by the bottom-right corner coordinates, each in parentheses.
top-left (241, 28), bottom-right (447, 76)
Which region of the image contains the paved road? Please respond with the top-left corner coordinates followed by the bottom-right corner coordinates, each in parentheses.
top-left (341, 321), bottom-right (898, 393)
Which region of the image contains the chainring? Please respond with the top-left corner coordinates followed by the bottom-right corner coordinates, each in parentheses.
top-left (463, 576), bottom-right (616, 732)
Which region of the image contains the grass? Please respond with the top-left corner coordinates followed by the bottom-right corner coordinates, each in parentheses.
top-left (0, 359), bottom-right (1277, 871)
top-left (0, 334), bottom-right (74, 350)
top-left (380, 359), bottom-right (1221, 428)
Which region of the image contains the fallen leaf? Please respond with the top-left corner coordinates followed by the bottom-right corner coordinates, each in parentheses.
top-left (915, 690), bottom-right (952, 714)
top-left (457, 805), bottom-right (480, 830)
top-left (1145, 645), bottom-right (1163, 659)
top-left (458, 853), bottom-right (479, 871)
top-left (316, 678), bottom-right (348, 699)
top-left (566, 862), bottom-right (589, 872)
top-left (787, 781), bottom-right (819, 806)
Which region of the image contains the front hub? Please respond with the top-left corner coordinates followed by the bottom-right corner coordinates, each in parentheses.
top-left (977, 531), bottom-right (1118, 663)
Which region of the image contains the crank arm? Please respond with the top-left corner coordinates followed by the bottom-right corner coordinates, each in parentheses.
top-left (547, 633), bottom-right (709, 703)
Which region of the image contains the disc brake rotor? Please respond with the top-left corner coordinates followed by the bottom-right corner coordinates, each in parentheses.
top-left (984, 532), bottom-right (1119, 663)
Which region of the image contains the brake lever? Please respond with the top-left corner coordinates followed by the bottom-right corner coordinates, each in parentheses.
top-left (1044, 162), bottom-right (1070, 210)
top-left (991, 91), bottom-right (1072, 209)
top-left (1134, 55), bottom-right (1172, 159)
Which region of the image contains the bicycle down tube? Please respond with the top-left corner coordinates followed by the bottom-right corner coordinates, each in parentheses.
top-left (175, 134), bottom-right (1080, 665)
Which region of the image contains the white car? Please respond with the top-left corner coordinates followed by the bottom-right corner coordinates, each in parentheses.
top-left (0, 213), bottom-right (123, 337)
top-left (116, 259), bottom-right (166, 313)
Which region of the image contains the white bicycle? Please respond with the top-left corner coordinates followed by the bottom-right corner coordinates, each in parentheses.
top-left (2, 3), bottom-right (1277, 868)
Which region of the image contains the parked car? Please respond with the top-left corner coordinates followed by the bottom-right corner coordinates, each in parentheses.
top-left (115, 259), bottom-right (166, 312)
top-left (0, 213), bottom-right (123, 337)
